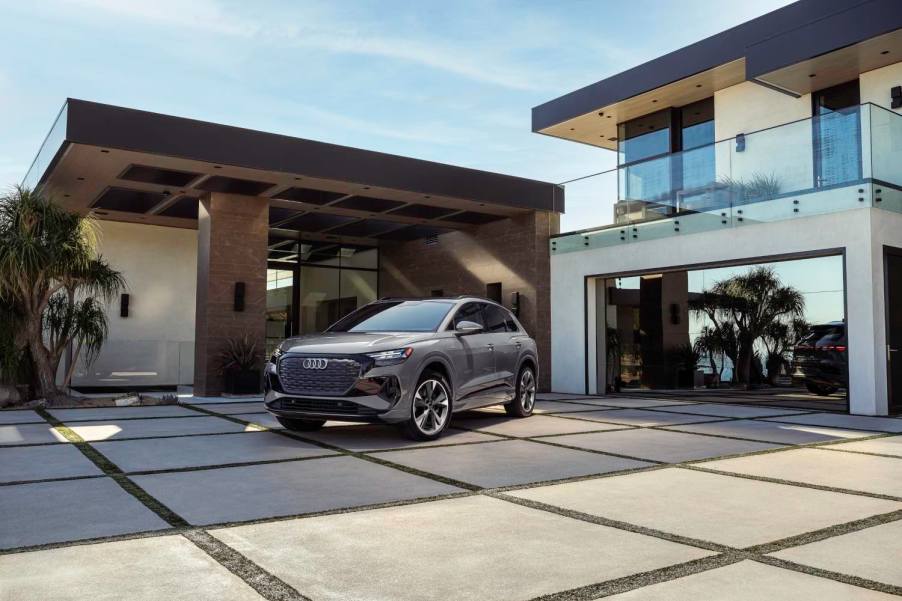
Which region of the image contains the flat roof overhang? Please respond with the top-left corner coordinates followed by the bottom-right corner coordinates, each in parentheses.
top-left (25, 99), bottom-right (563, 247)
top-left (533, 0), bottom-right (902, 150)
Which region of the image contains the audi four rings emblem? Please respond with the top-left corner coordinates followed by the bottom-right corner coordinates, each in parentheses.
top-left (302, 358), bottom-right (329, 370)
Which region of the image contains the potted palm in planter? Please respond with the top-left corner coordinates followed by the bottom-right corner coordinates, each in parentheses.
top-left (219, 334), bottom-right (262, 395)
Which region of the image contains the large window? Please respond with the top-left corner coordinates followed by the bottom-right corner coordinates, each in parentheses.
top-left (603, 255), bottom-right (847, 410)
top-left (267, 242), bottom-right (379, 344)
top-left (617, 98), bottom-right (715, 221)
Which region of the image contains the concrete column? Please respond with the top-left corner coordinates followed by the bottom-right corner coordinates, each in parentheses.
top-left (194, 192), bottom-right (269, 396)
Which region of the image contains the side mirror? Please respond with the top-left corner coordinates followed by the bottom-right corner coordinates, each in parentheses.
top-left (455, 320), bottom-right (484, 336)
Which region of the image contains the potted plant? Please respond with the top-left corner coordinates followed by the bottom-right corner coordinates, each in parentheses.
top-left (666, 343), bottom-right (701, 389)
top-left (219, 334), bottom-right (262, 395)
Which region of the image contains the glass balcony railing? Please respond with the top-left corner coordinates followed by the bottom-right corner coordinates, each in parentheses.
top-left (22, 100), bottom-right (68, 191)
top-left (552, 103), bottom-right (902, 254)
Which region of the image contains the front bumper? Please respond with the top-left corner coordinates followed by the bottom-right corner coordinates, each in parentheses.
top-left (263, 360), bottom-right (411, 424)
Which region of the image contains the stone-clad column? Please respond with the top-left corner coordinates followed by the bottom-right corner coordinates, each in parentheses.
top-left (193, 192), bottom-right (269, 396)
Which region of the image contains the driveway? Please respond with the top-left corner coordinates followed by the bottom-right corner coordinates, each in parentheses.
top-left (1, 394), bottom-right (901, 600)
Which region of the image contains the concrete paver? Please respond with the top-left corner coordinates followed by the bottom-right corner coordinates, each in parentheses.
top-left (132, 455), bottom-right (461, 525)
top-left (570, 409), bottom-right (722, 427)
top-left (212, 495), bottom-right (712, 601)
top-left (550, 428), bottom-right (783, 463)
top-left (508, 467), bottom-right (901, 547)
top-left (703, 448), bottom-right (902, 497)
top-left (0, 410), bottom-right (45, 425)
top-left (663, 419), bottom-right (874, 444)
top-left (49, 406), bottom-right (202, 421)
top-left (0, 444), bottom-right (103, 483)
top-left (603, 560), bottom-right (898, 600)
top-left (0, 423), bottom-right (66, 446)
top-left (91, 431), bottom-right (335, 472)
top-left (653, 403), bottom-right (809, 418)
top-left (296, 423), bottom-right (500, 452)
top-left (380, 439), bottom-right (652, 488)
top-left (0, 477), bottom-right (170, 549)
top-left (771, 520), bottom-right (902, 588)
top-left (823, 434), bottom-right (902, 457)
top-left (762, 413), bottom-right (902, 433)
top-left (451, 414), bottom-right (628, 437)
top-left (0, 535), bottom-right (264, 601)
top-left (189, 402), bottom-right (265, 415)
top-left (66, 416), bottom-right (250, 441)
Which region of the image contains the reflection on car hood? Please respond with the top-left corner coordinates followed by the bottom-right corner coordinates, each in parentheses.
top-left (280, 332), bottom-right (435, 354)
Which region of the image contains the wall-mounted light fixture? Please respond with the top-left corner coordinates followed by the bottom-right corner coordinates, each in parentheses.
top-left (234, 282), bottom-right (245, 312)
top-left (735, 133), bottom-right (746, 152)
top-left (891, 86), bottom-right (901, 109)
top-left (509, 291), bottom-right (521, 317)
top-left (120, 293), bottom-right (130, 318)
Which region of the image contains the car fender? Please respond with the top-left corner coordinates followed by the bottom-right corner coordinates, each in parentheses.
top-left (412, 350), bottom-right (457, 397)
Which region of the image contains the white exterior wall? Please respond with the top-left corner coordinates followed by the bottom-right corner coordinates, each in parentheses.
top-left (69, 221), bottom-right (197, 387)
top-left (861, 62), bottom-right (902, 112)
top-left (551, 208), bottom-right (901, 416)
top-left (713, 82), bottom-right (814, 194)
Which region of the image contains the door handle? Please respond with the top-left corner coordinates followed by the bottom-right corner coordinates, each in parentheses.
top-left (486, 343), bottom-right (495, 350)
top-left (514, 341), bottom-right (522, 348)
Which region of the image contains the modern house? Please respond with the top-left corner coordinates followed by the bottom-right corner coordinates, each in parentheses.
top-left (23, 100), bottom-right (562, 395)
top-left (537, 0), bottom-right (902, 415)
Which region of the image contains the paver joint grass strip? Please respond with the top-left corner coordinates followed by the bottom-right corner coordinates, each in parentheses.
top-left (526, 553), bottom-right (741, 601)
top-left (184, 530), bottom-right (311, 601)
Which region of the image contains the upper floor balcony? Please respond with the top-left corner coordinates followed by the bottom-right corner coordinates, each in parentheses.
top-left (552, 103), bottom-right (902, 254)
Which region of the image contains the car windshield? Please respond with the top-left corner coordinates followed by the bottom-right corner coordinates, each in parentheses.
top-left (328, 300), bottom-right (455, 333)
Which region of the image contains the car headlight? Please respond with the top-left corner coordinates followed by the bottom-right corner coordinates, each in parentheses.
top-left (366, 347), bottom-right (413, 366)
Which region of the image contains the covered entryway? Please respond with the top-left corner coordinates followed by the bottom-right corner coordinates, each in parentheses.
top-left (26, 99), bottom-right (562, 395)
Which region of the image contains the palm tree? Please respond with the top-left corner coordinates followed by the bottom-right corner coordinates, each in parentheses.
top-left (704, 267), bottom-right (805, 388)
top-left (0, 187), bottom-right (124, 402)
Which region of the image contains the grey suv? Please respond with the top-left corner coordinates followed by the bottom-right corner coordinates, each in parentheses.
top-left (264, 297), bottom-right (538, 440)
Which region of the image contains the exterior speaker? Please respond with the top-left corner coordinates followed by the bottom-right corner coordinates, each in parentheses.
top-left (120, 293), bottom-right (129, 318)
top-left (234, 282), bottom-right (245, 312)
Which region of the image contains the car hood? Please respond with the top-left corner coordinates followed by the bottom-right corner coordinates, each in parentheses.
top-left (279, 332), bottom-right (435, 355)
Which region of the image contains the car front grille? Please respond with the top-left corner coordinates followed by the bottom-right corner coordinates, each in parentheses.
top-left (278, 356), bottom-right (361, 396)
top-left (278, 397), bottom-right (379, 416)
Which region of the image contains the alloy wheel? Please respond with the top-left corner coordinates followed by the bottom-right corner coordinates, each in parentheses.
top-left (413, 379), bottom-right (450, 435)
top-left (520, 369), bottom-right (536, 412)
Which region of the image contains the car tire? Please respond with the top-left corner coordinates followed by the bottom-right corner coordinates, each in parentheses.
top-left (276, 417), bottom-right (326, 431)
top-left (505, 365), bottom-right (536, 417)
top-left (401, 370), bottom-right (452, 441)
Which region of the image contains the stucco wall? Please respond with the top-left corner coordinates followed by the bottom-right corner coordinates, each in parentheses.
top-left (861, 62), bottom-right (902, 112)
top-left (69, 220), bottom-right (197, 388)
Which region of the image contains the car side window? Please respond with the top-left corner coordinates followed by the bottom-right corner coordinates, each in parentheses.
top-left (482, 304), bottom-right (509, 333)
top-left (450, 302), bottom-right (485, 330)
top-left (503, 309), bottom-right (519, 332)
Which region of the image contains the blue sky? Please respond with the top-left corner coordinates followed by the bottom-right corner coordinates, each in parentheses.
top-left (1, 0), bottom-right (792, 224)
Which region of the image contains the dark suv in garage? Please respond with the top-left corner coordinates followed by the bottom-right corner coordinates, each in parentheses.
top-left (264, 297), bottom-right (539, 440)
top-left (792, 321), bottom-right (848, 396)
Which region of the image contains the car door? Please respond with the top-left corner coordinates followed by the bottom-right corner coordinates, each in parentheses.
top-left (481, 303), bottom-right (520, 399)
top-left (446, 302), bottom-right (495, 406)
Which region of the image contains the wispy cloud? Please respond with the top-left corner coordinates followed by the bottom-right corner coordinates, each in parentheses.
top-left (56, 0), bottom-right (556, 91)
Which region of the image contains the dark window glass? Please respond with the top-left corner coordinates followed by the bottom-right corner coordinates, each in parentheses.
top-left (482, 304), bottom-right (511, 332)
top-left (328, 300), bottom-right (454, 333)
top-left (618, 110), bottom-right (671, 164)
top-left (451, 302), bottom-right (485, 329)
top-left (814, 80), bottom-right (861, 187)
